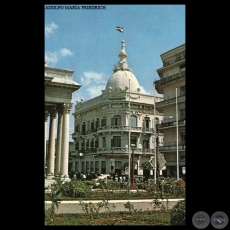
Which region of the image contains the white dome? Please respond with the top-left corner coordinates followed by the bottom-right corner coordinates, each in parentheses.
top-left (105, 40), bottom-right (140, 93)
top-left (106, 70), bottom-right (140, 92)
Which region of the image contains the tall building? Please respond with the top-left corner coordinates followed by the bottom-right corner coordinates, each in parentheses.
top-left (70, 40), bottom-right (164, 180)
top-left (154, 44), bottom-right (186, 179)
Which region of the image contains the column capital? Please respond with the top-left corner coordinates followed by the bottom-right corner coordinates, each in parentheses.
top-left (45, 111), bottom-right (49, 122)
top-left (49, 108), bottom-right (57, 118)
top-left (57, 104), bottom-right (64, 115)
top-left (62, 103), bottom-right (72, 114)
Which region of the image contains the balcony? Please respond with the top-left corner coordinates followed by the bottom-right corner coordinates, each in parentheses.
top-left (96, 147), bottom-right (154, 155)
top-left (97, 126), bottom-right (153, 134)
top-left (158, 119), bottom-right (186, 129)
top-left (158, 141), bottom-right (186, 152)
top-left (154, 69), bottom-right (185, 94)
top-left (155, 95), bottom-right (185, 113)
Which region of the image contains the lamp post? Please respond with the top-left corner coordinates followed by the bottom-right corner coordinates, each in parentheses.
top-left (176, 87), bottom-right (179, 181)
top-left (131, 144), bottom-right (135, 188)
top-left (128, 79), bottom-right (131, 190)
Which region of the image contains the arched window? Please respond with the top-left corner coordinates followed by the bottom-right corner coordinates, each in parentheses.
top-left (75, 123), bottom-right (80, 132)
top-left (111, 115), bottom-right (121, 126)
top-left (130, 115), bottom-right (137, 127)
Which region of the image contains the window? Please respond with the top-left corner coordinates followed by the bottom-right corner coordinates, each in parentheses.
top-left (101, 116), bottom-right (106, 127)
top-left (75, 123), bottom-right (79, 132)
top-left (90, 161), bottom-right (94, 172)
top-left (111, 115), bottom-right (121, 126)
top-left (86, 161), bottom-right (89, 173)
top-left (90, 139), bottom-right (94, 148)
top-left (91, 120), bottom-right (94, 131)
top-left (95, 161), bottom-right (99, 173)
top-left (130, 115), bottom-right (137, 127)
top-left (75, 141), bottom-right (79, 150)
top-left (143, 139), bottom-right (149, 150)
top-left (111, 136), bottom-right (121, 148)
top-left (101, 161), bottom-right (106, 174)
top-left (180, 109), bottom-right (185, 120)
top-left (180, 85), bottom-right (185, 96)
top-left (115, 161), bottom-right (122, 168)
top-left (81, 140), bottom-right (85, 151)
top-left (181, 134), bottom-right (186, 145)
top-left (96, 118), bottom-right (100, 129)
top-left (86, 139), bottom-right (89, 150)
top-left (87, 121), bottom-right (90, 131)
top-left (82, 122), bottom-right (86, 135)
top-left (131, 136), bottom-right (136, 146)
top-left (95, 138), bottom-right (99, 148)
top-left (143, 117), bottom-right (150, 131)
top-left (102, 137), bottom-right (106, 148)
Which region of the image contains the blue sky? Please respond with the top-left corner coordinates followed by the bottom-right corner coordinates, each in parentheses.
top-left (45, 4), bottom-right (185, 140)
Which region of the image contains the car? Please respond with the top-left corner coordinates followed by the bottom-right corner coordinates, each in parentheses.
top-left (93, 174), bottom-right (112, 182)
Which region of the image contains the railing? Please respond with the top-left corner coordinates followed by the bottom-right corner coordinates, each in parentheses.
top-left (159, 141), bottom-right (185, 147)
top-left (97, 126), bottom-right (154, 133)
top-left (154, 69), bottom-right (185, 86)
top-left (72, 126), bottom-right (155, 138)
top-left (96, 147), bottom-right (154, 154)
top-left (158, 119), bottom-right (186, 128)
top-left (155, 95), bottom-right (185, 107)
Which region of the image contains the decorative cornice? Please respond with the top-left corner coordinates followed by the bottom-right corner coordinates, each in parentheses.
top-left (45, 72), bottom-right (72, 81)
top-left (45, 87), bottom-right (72, 99)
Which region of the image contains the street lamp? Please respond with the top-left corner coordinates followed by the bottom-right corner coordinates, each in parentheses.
top-left (176, 87), bottom-right (179, 181)
top-left (131, 144), bottom-right (136, 188)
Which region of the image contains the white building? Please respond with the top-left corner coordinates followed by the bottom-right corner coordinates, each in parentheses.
top-left (70, 40), bottom-right (164, 180)
top-left (45, 66), bottom-right (81, 179)
top-left (154, 44), bottom-right (186, 179)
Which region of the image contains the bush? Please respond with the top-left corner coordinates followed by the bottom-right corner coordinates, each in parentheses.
top-left (170, 199), bottom-right (185, 225)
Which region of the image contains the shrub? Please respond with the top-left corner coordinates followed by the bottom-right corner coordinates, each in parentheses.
top-left (170, 199), bottom-right (185, 225)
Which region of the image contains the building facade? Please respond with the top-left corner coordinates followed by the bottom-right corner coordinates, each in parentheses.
top-left (154, 44), bottom-right (186, 179)
top-left (70, 40), bottom-right (164, 180)
top-left (45, 66), bottom-right (81, 179)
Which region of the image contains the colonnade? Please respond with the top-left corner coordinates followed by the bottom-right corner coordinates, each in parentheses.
top-left (44, 103), bottom-right (72, 179)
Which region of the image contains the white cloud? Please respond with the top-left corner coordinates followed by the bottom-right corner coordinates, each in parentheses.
top-left (59, 48), bottom-right (73, 57)
top-left (45, 52), bottom-right (58, 67)
top-left (45, 22), bottom-right (58, 37)
top-left (86, 85), bottom-right (105, 99)
top-left (80, 71), bottom-right (107, 87)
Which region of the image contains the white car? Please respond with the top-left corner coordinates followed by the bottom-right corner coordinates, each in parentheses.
top-left (93, 174), bottom-right (112, 182)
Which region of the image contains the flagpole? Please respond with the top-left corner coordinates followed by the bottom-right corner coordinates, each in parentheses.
top-left (153, 83), bottom-right (157, 184)
top-left (128, 79), bottom-right (131, 190)
top-left (176, 87), bottom-right (179, 181)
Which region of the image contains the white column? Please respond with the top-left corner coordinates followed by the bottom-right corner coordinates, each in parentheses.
top-left (55, 107), bottom-right (63, 176)
top-left (47, 108), bottom-right (57, 179)
top-left (61, 103), bottom-right (72, 178)
top-left (44, 111), bottom-right (49, 178)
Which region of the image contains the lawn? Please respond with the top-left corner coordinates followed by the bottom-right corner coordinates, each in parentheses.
top-left (45, 210), bottom-right (172, 226)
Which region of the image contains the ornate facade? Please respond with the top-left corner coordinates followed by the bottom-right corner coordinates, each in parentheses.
top-left (45, 66), bottom-right (81, 178)
top-left (155, 44), bottom-right (186, 179)
top-left (70, 40), bottom-right (164, 180)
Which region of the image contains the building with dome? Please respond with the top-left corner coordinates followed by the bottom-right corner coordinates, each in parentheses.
top-left (70, 40), bottom-right (164, 180)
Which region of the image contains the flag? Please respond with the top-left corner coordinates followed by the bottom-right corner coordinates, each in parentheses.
top-left (157, 152), bottom-right (167, 171)
top-left (116, 26), bottom-right (123, 33)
